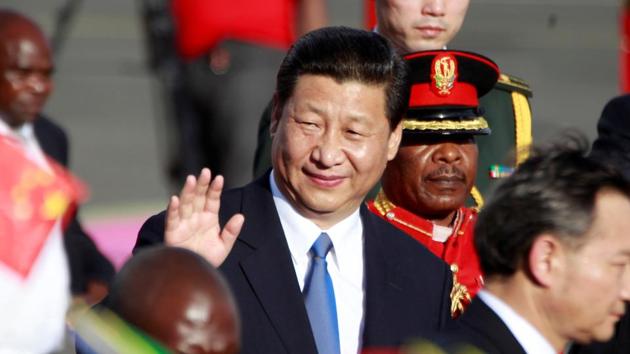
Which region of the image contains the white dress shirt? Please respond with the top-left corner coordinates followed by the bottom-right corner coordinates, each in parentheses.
top-left (270, 171), bottom-right (365, 354)
top-left (0, 117), bottom-right (70, 353)
top-left (477, 290), bottom-right (556, 354)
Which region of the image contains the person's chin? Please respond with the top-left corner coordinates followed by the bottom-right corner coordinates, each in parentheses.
top-left (408, 37), bottom-right (447, 51)
top-left (429, 193), bottom-right (466, 209)
top-left (19, 112), bottom-right (39, 124)
top-left (301, 197), bottom-right (345, 216)
top-left (426, 183), bottom-right (467, 199)
top-left (589, 322), bottom-right (618, 343)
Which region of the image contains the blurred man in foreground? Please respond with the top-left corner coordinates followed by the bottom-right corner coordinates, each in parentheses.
top-left (569, 95), bottom-right (630, 354)
top-left (108, 246), bottom-right (240, 354)
top-left (452, 140), bottom-right (630, 354)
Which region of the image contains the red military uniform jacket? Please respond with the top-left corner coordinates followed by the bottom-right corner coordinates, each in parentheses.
top-left (368, 192), bottom-right (483, 317)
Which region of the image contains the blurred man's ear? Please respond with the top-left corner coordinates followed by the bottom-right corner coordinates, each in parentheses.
top-left (528, 234), bottom-right (563, 288)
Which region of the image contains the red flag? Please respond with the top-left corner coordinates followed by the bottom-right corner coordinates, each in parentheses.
top-left (0, 136), bottom-right (86, 279)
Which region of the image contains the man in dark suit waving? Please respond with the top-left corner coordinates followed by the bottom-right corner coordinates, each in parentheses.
top-left (136, 26), bottom-right (453, 354)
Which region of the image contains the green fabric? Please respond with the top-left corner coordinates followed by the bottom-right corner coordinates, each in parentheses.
top-left (475, 88), bottom-right (519, 199)
top-left (73, 307), bottom-right (172, 353)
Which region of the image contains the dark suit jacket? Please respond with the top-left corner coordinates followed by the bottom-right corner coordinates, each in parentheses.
top-left (442, 297), bottom-right (526, 354)
top-left (34, 115), bottom-right (115, 294)
top-left (136, 173), bottom-right (454, 354)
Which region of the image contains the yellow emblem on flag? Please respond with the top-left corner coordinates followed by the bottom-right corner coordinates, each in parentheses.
top-left (42, 191), bottom-right (70, 219)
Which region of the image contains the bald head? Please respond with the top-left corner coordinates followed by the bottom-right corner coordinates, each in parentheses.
top-left (0, 9), bottom-right (53, 127)
top-left (109, 247), bottom-right (240, 354)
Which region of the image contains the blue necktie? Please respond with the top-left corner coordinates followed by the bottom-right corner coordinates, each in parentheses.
top-left (303, 233), bottom-right (341, 354)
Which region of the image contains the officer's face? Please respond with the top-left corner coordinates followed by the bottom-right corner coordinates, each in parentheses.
top-left (376, 0), bottom-right (469, 53)
top-left (0, 29), bottom-right (53, 127)
top-left (271, 74), bottom-right (402, 229)
top-left (382, 135), bottom-right (477, 221)
top-left (551, 190), bottom-right (630, 344)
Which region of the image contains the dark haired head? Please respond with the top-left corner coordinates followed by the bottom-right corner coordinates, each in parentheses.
top-left (590, 94), bottom-right (630, 181)
top-left (109, 246), bottom-right (240, 354)
top-left (0, 9), bottom-right (53, 127)
top-left (274, 26), bottom-right (410, 129)
top-left (475, 135), bottom-right (630, 277)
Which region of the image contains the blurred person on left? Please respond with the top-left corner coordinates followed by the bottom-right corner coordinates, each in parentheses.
top-left (0, 8), bottom-right (110, 352)
top-left (0, 9), bottom-right (114, 305)
top-left (0, 9), bottom-right (69, 352)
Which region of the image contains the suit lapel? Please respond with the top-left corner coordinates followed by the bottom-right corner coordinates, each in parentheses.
top-left (361, 205), bottom-right (403, 345)
top-left (33, 116), bottom-right (60, 163)
top-left (237, 177), bottom-right (318, 354)
top-left (461, 298), bottom-right (527, 354)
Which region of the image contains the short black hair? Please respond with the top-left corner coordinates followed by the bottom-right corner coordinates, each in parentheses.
top-left (475, 135), bottom-right (630, 277)
top-left (274, 26), bottom-right (410, 129)
top-left (590, 94), bottom-right (630, 181)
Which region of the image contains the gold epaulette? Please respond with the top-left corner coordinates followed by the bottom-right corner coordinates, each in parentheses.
top-left (496, 73), bottom-right (533, 97)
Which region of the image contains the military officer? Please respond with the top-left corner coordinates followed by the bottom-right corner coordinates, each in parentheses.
top-left (369, 50), bottom-right (499, 316)
top-left (253, 0), bottom-right (533, 207)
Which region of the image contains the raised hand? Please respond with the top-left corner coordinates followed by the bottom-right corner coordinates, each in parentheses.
top-left (164, 168), bottom-right (244, 267)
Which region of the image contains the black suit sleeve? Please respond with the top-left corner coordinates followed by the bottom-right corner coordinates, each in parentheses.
top-left (133, 211), bottom-right (167, 254)
top-left (64, 212), bottom-right (115, 294)
top-left (35, 115), bottom-right (115, 294)
top-left (35, 115), bottom-right (69, 166)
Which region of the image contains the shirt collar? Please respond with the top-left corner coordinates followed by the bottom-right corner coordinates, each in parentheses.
top-left (18, 123), bottom-right (35, 141)
top-left (0, 115), bottom-right (34, 142)
top-left (478, 290), bottom-right (557, 354)
top-left (269, 170), bottom-right (362, 272)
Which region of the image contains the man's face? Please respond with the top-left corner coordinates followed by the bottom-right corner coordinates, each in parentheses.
top-left (382, 135), bottom-right (477, 219)
top-left (271, 74), bottom-right (402, 228)
top-left (0, 33), bottom-right (53, 127)
top-left (553, 190), bottom-right (630, 344)
top-left (376, 0), bottom-right (470, 53)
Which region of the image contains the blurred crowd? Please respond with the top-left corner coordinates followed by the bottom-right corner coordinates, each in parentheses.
top-left (0, 1), bottom-right (629, 354)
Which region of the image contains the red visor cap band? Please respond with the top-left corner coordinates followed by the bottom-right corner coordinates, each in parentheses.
top-left (408, 82), bottom-right (479, 108)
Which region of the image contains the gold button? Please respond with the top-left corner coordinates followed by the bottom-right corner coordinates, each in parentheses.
top-left (450, 263), bottom-right (459, 273)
